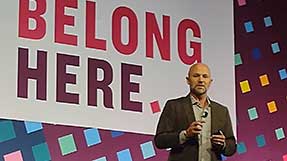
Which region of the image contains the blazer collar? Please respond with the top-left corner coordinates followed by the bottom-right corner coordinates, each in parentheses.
top-left (183, 94), bottom-right (219, 133)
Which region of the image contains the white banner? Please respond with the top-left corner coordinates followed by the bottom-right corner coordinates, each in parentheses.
top-left (0, 0), bottom-right (235, 135)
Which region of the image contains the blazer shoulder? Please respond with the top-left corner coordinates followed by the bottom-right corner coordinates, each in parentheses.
top-left (210, 100), bottom-right (229, 111)
top-left (166, 96), bottom-right (189, 104)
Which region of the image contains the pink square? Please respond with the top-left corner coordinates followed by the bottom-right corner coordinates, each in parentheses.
top-left (150, 100), bottom-right (161, 113)
top-left (283, 154), bottom-right (287, 161)
top-left (237, 0), bottom-right (246, 6)
top-left (4, 151), bottom-right (24, 161)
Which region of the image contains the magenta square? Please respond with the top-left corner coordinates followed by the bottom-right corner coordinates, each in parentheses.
top-left (237, 0), bottom-right (246, 6)
top-left (283, 154), bottom-right (287, 161)
top-left (150, 100), bottom-right (161, 113)
top-left (4, 150), bottom-right (24, 161)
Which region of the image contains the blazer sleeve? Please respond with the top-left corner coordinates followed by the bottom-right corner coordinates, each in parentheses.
top-left (154, 100), bottom-right (182, 149)
top-left (222, 108), bottom-right (237, 156)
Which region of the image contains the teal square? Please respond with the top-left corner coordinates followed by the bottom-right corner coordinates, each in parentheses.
top-left (93, 156), bottom-right (107, 161)
top-left (140, 141), bottom-right (156, 159)
top-left (237, 142), bottom-right (247, 154)
top-left (271, 42), bottom-right (280, 54)
top-left (58, 134), bottom-right (77, 156)
top-left (0, 120), bottom-right (16, 143)
top-left (117, 149), bottom-right (132, 161)
top-left (248, 107), bottom-right (258, 120)
top-left (32, 142), bottom-right (51, 161)
top-left (234, 53), bottom-right (243, 66)
top-left (256, 135), bottom-right (266, 147)
top-left (264, 16), bottom-right (272, 27)
top-left (275, 128), bottom-right (285, 140)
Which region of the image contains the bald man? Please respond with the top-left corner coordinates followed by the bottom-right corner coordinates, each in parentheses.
top-left (154, 63), bottom-right (236, 161)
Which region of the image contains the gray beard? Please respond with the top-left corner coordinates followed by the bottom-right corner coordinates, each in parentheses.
top-left (190, 88), bottom-right (207, 96)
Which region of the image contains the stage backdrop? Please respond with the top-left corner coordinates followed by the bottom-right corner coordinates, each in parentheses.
top-left (0, 0), bottom-right (235, 135)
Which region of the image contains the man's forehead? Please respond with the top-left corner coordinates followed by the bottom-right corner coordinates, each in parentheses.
top-left (189, 64), bottom-right (211, 74)
top-left (190, 71), bottom-right (210, 76)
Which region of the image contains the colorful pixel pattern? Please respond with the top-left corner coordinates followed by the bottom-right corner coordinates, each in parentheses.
top-left (1, 0), bottom-right (287, 160)
top-left (0, 119), bottom-right (167, 161)
top-left (232, 0), bottom-right (287, 160)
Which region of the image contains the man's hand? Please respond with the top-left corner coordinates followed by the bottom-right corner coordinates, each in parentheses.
top-left (211, 130), bottom-right (226, 146)
top-left (185, 120), bottom-right (206, 137)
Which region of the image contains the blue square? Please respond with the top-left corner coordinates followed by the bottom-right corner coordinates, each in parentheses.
top-left (84, 128), bottom-right (101, 147)
top-left (271, 42), bottom-right (280, 54)
top-left (117, 149), bottom-right (133, 161)
top-left (24, 121), bottom-right (43, 134)
top-left (275, 128), bottom-right (285, 140)
top-left (32, 142), bottom-right (51, 161)
top-left (252, 48), bottom-right (261, 60)
top-left (278, 69), bottom-right (287, 80)
top-left (93, 156), bottom-right (107, 161)
top-left (111, 130), bottom-right (124, 138)
top-left (221, 154), bottom-right (227, 160)
top-left (140, 141), bottom-right (156, 159)
top-left (248, 107), bottom-right (258, 120)
top-left (0, 120), bottom-right (16, 143)
top-left (237, 142), bottom-right (247, 154)
top-left (256, 135), bottom-right (266, 147)
top-left (264, 16), bottom-right (272, 27)
top-left (244, 21), bottom-right (254, 33)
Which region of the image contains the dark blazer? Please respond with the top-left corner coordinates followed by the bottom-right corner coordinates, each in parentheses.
top-left (154, 95), bottom-right (236, 161)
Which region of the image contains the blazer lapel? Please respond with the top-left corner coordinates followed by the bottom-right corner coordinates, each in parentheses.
top-left (183, 95), bottom-right (196, 124)
top-left (211, 102), bottom-right (219, 134)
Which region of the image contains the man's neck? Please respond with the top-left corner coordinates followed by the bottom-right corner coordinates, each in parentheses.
top-left (191, 93), bottom-right (208, 108)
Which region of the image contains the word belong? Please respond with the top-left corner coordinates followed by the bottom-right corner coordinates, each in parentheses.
top-left (18, 0), bottom-right (202, 65)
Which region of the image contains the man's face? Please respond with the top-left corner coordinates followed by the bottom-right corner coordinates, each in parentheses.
top-left (186, 64), bottom-right (213, 96)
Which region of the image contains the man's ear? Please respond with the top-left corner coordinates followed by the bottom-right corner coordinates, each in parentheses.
top-left (186, 76), bottom-right (190, 85)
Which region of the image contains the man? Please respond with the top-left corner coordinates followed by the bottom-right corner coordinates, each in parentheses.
top-left (154, 63), bottom-right (236, 161)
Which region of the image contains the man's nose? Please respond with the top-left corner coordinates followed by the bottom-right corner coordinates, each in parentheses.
top-left (198, 80), bottom-right (204, 84)
top-left (198, 76), bottom-right (204, 81)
